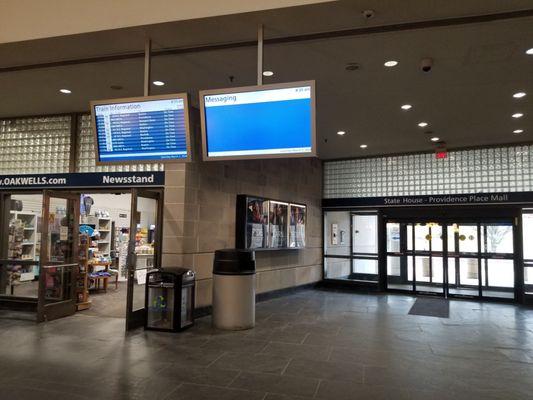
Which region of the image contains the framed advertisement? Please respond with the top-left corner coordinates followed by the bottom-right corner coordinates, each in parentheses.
top-left (289, 204), bottom-right (306, 248)
top-left (269, 201), bottom-right (289, 249)
top-left (245, 197), bottom-right (269, 249)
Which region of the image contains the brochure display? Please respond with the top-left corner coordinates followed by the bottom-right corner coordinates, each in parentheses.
top-left (236, 195), bottom-right (306, 250)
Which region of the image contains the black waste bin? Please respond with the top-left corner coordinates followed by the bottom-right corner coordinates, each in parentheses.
top-left (212, 249), bottom-right (256, 330)
top-left (145, 267), bottom-right (195, 332)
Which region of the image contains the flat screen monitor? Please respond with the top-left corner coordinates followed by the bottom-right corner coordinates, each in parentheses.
top-left (90, 94), bottom-right (191, 164)
top-left (200, 81), bottom-right (316, 161)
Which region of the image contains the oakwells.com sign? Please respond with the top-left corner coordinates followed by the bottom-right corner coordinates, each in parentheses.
top-left (0, 172), bottom-right (165, 190)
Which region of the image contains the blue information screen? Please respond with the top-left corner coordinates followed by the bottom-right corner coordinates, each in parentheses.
top-left (203, 85), bottom-right (313, 158)
top-left (93, 97), bottom-right (188, 162)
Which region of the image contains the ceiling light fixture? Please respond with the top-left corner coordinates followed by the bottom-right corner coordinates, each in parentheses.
top-left (512, 113), bottom-right (524, 119)
top-left (360, 144), bottom-right (368, 149)
top-left (513, 92), bottom-right (526, 98)
top-left (430, 137), bottom-right (440, 142)
top-left (345, 62), bottom-right (361, 71)
top-left (384, 60), bottom-right (398, 67)
top-left (401, 104), bottom-right (412, 110)
top-left (514, 129), bottom-right (524, 134)
top-left (526, 48), bottom-right (533, 55)
top-left (263, 71), bottom-right (274, 77)
top-left (152, 81), bottom-right (165, 86)
top-left (59, 89), bottom-right (71, 94)
top-left (418, 122), bottom-right (429, 127)
top-left (337, 130), bottom-right (346, 136)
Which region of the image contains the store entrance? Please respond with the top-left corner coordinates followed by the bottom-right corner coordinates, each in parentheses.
top-left (0, 188), bottom-right (162, 328)
top-left (386, 219), bottom-right (516, 300)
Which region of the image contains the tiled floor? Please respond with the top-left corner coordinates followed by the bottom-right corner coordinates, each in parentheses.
top-left (1, 289), bottom-right (533, 399)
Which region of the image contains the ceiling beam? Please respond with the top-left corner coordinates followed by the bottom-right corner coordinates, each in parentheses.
top-left (2, 9), bottom-right (533, 73)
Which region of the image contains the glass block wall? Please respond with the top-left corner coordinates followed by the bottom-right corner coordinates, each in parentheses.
top-left (324, 145), bottom-right (533, 198)
top-left (0, 116), bottom-right (71, 174)
top-left (76, 114), bottom-right (164, 172)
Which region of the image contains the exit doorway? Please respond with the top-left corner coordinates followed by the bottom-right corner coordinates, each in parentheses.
top-left (385, 219), bottom-right (517, 300)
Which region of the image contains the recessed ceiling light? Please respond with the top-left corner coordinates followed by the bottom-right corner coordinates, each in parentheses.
top-left (418, 122), bottom-right (429, 127)
top-left (526, 48), bottom-right (533, 55)
top-left (59, 88), bottom-right (71, 94)
top-left (263, 71), bottom-right (274, 77)
top-left (401, 104), bottom-right (412, 110)
top-left (360, 144), bottom-right (368, 149)
top-left (337, 130), bottom-right (346, 136)
top-left (512, 113), bottom-right (524, 119)
top-left (513, 129), bottom-right (524, 134)
top-left (384, 60), bottom-right (398, 67)
top-left (430, 137), bottom-right (440, 142)
top-left (152, 81), bottom-right (165, 86)
top-left (513, 92), bottom-right (526, 98)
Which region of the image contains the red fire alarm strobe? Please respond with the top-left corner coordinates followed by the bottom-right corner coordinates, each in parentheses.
top-left (435, 148), bottom-right (447, 159)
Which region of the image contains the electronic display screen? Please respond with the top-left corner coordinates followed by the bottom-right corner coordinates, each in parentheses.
top-left (91, 94), bottom-right (190, 163)
top-left (200, 81), bottom-right (315, 160)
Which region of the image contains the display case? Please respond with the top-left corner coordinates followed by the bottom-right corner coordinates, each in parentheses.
top-left (236, 195), bottom-right (306, 250)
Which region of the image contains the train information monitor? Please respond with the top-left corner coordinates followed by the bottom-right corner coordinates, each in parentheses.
top-left (91, 94), bottom-right (191, 163)
top-left (200, 81), bottom-right (316, 161)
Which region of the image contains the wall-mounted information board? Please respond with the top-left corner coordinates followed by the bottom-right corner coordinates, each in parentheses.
top-left (90, 94), bottom-right (191, 164)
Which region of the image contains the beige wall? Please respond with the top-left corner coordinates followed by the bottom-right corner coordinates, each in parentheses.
top-left (162, 156), bottom-right (323, 308)
top-left (0, 0), bottom-right (332, 44)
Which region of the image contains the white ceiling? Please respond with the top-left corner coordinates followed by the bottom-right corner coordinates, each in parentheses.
top-left (1, 0), bottom-right (532, 160)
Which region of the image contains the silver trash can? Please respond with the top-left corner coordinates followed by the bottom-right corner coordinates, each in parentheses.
top-left (212, 249), bottom-right (256, 330)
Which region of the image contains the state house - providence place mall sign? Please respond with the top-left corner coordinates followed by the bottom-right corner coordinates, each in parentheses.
top-left (322, 192), bottom-right (533, 208)
top-left (0, 172), bottom-right (165, 190)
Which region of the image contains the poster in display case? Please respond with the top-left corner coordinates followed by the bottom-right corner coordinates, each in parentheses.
top-left (236, 195), bottom-right (306, 250)
top-left (245, 197), bottom-right (269, 249)
top-left (289, 204), bottom-right (306, 248)
top-left (269, 201), bottom-right (288, 248)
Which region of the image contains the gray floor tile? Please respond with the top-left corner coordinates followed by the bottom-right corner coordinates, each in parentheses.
top-left (260, 341), bottom-right (331, 361)
top-left (158, 364), bottom-right (240, 386)
top-left (230, 371), bottom-right (319, 397)
top-left (150, 344), bottom-right (225, 366)
top-left (165, 383), bottom-right (265, 400)
top-left (201, 336), bottom-right (269, 354)
top-left (264, 394), bottom-right (313, 400)
top-left (284, 357), bottom-right (364, 383)
top-left (210, 352), bottom-right (291, 374)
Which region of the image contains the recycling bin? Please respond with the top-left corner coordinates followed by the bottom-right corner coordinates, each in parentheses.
top-left (212, 249), bottom-right (256, 330)
top-left (145, 267), bottom-right (195, 332)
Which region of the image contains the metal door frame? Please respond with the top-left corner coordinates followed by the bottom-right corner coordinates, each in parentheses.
top-left (125, 188), bottom-right (164, 331)
top-left (37, 190), bottom-right (80, 322)
top-left (385, 217), bottom-right (518, 301)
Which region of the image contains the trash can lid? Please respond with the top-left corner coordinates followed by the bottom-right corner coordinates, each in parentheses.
top-left (160, 267), bottom-right (195, 279)
top-left (213, 249), bottom-right (255, 275)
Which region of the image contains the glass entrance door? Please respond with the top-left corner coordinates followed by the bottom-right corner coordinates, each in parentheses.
top-left (386, 221), bottom-right (446, 296)
top-left (37, 191), bottom-right (79, 322)
top-left (481, 222), bottom-right (515, 299)
top-left (386, 219), bottom-right (516, 300)
top-left (409, 222), bottom-right (446, 296)
top-left (125, 189), bottom-right (162, 330)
